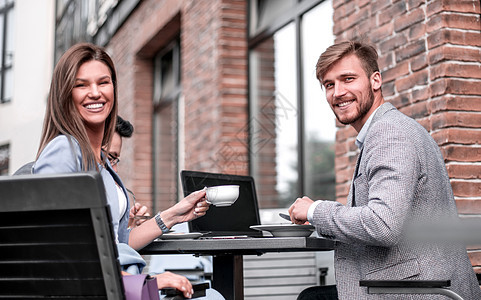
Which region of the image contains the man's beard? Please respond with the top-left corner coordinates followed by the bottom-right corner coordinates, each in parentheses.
top-left (335, 85), bottom-right (375, 125)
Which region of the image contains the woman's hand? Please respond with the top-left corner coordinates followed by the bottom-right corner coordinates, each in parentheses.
top-left (161, 189), bottom-right (209, 228)
top-left (154, 272), bottom-right (193, 298)
top-left (128, 202), bottom-right (150, 228)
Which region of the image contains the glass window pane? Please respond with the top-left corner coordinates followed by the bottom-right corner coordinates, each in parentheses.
top-left (153, 100), bottom-right (178, 210)
top-left (4, 67), bottom-right (12, 100)
top-left (250, 22), bottom-right (298, 208)
top-left (160, 50), bottom-right (175, 98)
top-left (0, 14), bottom-right (4, 57)
top-left (0, 144), bottom-right (9, 175)
top-left (251, 0), bottom-right (296, 35)
top-left (301, 0), bottom-right (336, 200)
top-left (5, 8), bottom-right (15, 66)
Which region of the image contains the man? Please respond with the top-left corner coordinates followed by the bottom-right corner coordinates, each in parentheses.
top-left (289, 40), bottom-right (481, 299)
top-left (107, 116), bottom-right (149, 227)
top-left (109, 115), bottom-right (134, 173)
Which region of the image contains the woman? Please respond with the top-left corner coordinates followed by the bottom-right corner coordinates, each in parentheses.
top-left (33, 43), bottom-right (210, 298)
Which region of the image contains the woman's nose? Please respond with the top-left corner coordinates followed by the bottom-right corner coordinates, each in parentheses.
top-left (88, 84), bottom-right (100, 98)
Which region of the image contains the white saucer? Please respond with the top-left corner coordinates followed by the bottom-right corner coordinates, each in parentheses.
top-left (159, 232), bottom-right (203, 240)
top-left (250, 224), bottom-right (315, 237)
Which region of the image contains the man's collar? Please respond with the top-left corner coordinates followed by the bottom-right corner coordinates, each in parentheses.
top-left (355, 106), bottom-right (381, 149)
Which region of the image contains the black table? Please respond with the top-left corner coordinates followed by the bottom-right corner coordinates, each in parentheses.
top-left (140, 237), bottom-right (335, 300)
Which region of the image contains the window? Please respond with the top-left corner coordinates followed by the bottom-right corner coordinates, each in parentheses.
top-left (0, 0), bottom-right (14, 103)
top-left (249, 0), bottom-right (335, 208)
top-left (152, 39), bottom-right (181, 211)
top-left (55, 0), bottom-right (91, 61)
top-left (0, 144), bottom-right (9, 175)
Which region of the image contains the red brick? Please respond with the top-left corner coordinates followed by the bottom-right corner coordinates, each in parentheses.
top-left (452, 181), bottom-right (481, 197)
top-left (432, 78), bottom-right (481, 97)
top-left (333, 1), bottom-right (357, 20)
top-left (441, 146), bottom-right (481, 162)
top-left (431, 96), bottom-right (481, 113)
top-left (398, 101), bottom-right (430, 119)
top-left (370, 22), bottom-right (394, 44)
top-left (394, 39), bottom-right (426, 63)
top-left (455, 197), bottom-right (481, 215)
top-left (427, 12), bottom-right (481, 32)
top-left (467, 250), bottom-right (481, 266)
top-left (446, 163), bottom-right (481, 179)
top-left (411, 86), bottom-right (430, 102)
top-left (431, 63), bottom-right (481, 81)
top-left (381, 81), bottom-right (396, 97)
top-left (388, 93), bottom-right (411, 109)
top-left (407, 0), bottom-right (426, 10)
top-left (433, 128), bottom-right (481, 146)
top-left (427, 0), bottom-right (481, 17)
top-left (378, 52), bottom-right (394, 71)
top-left (381, 60), bottom-right (409, 83)
top-left (432, 111), bottom-right (481, 129)
top-left (378, 1), bottom-right (407, 26)
top-left (395, 69), bottom-right (429, 92)
top-left (428, 29), bottom-right (481, 49)
top-left (394, 7), bottom-right (425, 32)
top-left (379, 35), bottom-right (409, 56)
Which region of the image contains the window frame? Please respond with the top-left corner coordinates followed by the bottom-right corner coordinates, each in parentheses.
top-left (248, 0), bottom-right (329, 204)
top-left (0, 0), bottom-right (14, 104)
top-left (152, 38), bottom-right (182, 212)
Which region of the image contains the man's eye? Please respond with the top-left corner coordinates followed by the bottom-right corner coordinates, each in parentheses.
top-left (324, 83), bottom-right (333, 89)
top-left (100, 81), bottom-right (110, 85)
top-left (345, 77), bottom-right (354, 82)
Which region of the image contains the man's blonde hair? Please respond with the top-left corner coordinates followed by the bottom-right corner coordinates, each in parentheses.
top-left (316, 40), bottom-right (379, 85)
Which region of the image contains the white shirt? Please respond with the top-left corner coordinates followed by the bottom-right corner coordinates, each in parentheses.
top-left (306, 106), bottom-right (381, 223)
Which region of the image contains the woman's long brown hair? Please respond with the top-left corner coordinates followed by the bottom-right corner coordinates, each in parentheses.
top-left (37, 43), bottom-right (118, 171)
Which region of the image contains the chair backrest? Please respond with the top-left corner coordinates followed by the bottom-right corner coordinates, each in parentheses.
top-left (0, 172), bottom-right (124, 300)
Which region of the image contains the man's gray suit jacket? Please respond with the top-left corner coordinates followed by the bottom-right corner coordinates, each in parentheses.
top-left (312, 102), bottom-right (481, 299)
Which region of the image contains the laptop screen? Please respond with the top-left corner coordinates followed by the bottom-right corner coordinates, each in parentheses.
top-left (180, 170), bottom-right (262, 237)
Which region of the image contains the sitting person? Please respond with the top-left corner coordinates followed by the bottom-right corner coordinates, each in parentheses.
top-left (32, 42), bottom-right (214, 299)
top-left (109, 116), bottom-right (223, 299)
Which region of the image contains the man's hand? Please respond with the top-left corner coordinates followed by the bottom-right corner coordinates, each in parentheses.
top-left (128, 202), bottom-right (150, 228)
top-left (288, 196), bottom-right (314, 225)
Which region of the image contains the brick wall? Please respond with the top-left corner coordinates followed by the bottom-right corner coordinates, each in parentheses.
top-left (182, 0), bottom-right (248, 175)
top-left (332, 0), bottom-right (481, 272)
top-left (106, 0), bottom-right (249, 211)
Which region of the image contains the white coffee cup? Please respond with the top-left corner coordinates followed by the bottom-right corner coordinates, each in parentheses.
top-left (205, 185), bottom-right (239, 207)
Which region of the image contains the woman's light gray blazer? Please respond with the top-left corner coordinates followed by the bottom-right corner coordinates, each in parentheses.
top-left (32, 135), bottom-right (130, 244)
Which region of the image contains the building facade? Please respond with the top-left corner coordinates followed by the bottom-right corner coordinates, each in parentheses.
top-left (53, 0), bottom-right (481, 287)
top-left (0, 0), bottom-right (55, 175)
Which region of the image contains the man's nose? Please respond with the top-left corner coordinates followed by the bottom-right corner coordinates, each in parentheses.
top-left (333, 82), bottom-right (346, 98)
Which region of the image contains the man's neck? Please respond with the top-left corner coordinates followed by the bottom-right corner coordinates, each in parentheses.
top-left (352, 97), bottom-right (385, 132)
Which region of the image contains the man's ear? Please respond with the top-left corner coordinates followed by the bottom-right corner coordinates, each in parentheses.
top-left (371, 71), bottom-right (382, 91)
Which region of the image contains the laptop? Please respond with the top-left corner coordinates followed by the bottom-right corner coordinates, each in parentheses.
top-left (180, 170), bottom-right (262, 237)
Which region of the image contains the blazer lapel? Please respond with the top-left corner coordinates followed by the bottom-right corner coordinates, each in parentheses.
top-left (348, 148), bottom-right (363, 207)
top-left (347, 102), bottom-right (395, 207)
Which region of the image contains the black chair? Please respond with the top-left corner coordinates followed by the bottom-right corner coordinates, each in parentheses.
top-left (0, 172), bottom-right (125, 299)
top-left (360, 280), bottom-right (464, 300)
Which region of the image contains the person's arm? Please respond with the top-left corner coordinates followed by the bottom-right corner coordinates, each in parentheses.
top-left (128, 189), bottom-right (209, 250)
top-left (308, 121), bottom-right (420, 247)
top-left (121, 271), bottom-right (193, 298)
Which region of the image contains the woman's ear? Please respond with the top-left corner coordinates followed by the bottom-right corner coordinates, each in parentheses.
top-left (371, 71), bottom-right (382, 91)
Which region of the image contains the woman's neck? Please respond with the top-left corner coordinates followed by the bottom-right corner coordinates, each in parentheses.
top-left (85, 126), bottom-right (105, 163)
